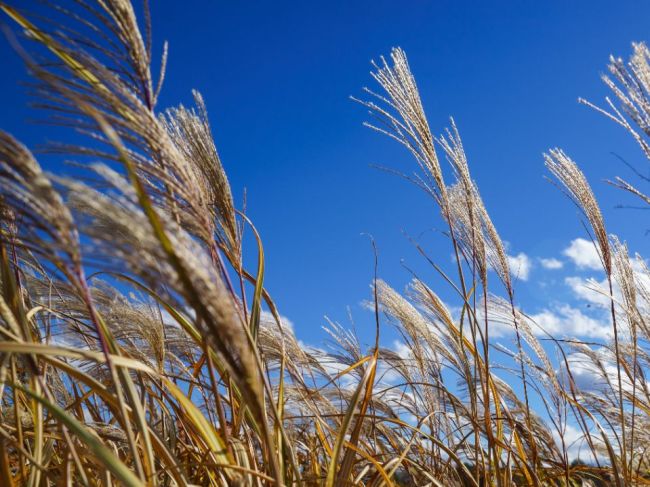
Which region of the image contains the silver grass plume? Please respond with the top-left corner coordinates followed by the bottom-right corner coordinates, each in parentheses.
top-left (544, 150), bottom-right (611, 275)
top-left (161, 91), bottom-right (239, 252)
top-left (357, 48), bottom-right (447, 206)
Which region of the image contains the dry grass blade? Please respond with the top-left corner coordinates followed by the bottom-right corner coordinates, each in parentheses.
top-left (13, 383), bottom-right (145, 487)
top-left (0, 2), bottom-right (649, 485)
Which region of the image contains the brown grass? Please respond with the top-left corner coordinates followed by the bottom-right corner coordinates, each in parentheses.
top-left (0, 1), bottom-right (649, 485)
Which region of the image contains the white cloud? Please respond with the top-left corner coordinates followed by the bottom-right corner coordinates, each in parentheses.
top-left (507, 252), bottom-right (531, 281)
top-left (566, 256), bottom-right (650, 314)
top-left (558, 351), bottom-right (647, 397)
top-left (529, 304), bottom-right (611, 339)
top-left (376, 359), bottom-right (402, 386)
top-left (540, 257), bottom-right (563, 270)
top-left (559, 352), bottom-right (609, 392)
top-left (631, 255), bottom-right (650, 297)
top-left (552, 423), bottom-right (594, 462)
top-left (260, 310), bottom-right (294, 331)
top-left (565, 276), bottom-right (611, 308)
top-left (563, 238), bottom-right (603, 270)
top-left (393, 340), bottom-right (412, 360)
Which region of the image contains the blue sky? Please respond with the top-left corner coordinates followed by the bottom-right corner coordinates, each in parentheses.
top-left (2, 1), bottom-right (650, 354)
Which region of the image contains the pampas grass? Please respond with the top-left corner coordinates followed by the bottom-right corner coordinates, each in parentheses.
top-left (0, 1), bottom-right (650, 485)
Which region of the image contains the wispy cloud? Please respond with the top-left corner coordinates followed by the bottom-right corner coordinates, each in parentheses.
top-left (551, 422), bottom-right (594, 462)
top-left (539, 257), bottom-right (563, 270)
top-left (529, 304), bottom-right (611, 339)
top-left (564, 276), bottom-right (610, 308)
top-left (507, 252), bottom-right (531, 281)
top-left (261, 309), bottom-right (294, 331)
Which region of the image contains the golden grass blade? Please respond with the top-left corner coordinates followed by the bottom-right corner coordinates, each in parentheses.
top-left (0, 439), bottom-right (14, 487)
top-left (160, 378), bottom-right (232, 464)
top-left (41, 357), bottom-right (189, 486)
top-left (11, 383), bottom-right (145, 487)
top-left (2, 2), bottom-right (649, 485)
top-left (237, 212), bottom-right (265, 341)
top-left (0, 5), bottom-right (104, 90)
top-left (325, 354), bottom-right (377, 487)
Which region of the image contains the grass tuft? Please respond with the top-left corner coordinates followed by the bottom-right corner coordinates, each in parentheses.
top-left (1, 1), bottom-right (650, 485)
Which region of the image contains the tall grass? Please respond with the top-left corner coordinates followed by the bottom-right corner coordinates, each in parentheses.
top-left (0, 1), bottom-right (649, 485)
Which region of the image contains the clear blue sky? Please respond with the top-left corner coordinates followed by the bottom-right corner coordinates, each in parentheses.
top-left (2, 1), bottom-right (650, 350)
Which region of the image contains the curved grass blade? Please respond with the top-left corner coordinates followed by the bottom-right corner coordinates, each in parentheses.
top-left (11, 383), bottom-right (145, 487)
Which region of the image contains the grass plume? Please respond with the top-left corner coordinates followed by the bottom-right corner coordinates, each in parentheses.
top-left (1, 1), bottom-right (650, 485)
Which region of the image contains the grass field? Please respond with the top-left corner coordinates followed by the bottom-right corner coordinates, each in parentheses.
top-left (0, 1), bottom-right (649, 485)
